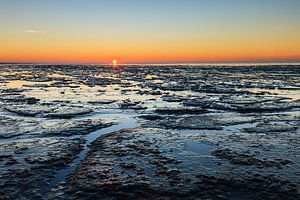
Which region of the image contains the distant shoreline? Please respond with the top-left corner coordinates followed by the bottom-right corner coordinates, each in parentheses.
top-left (1, 62), bottom-right (300, 66)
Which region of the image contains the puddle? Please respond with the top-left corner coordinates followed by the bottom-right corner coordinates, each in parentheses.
top-left (186, 142), bottom-right (215, 155)
top-left (172, 129), bottom-right (225, 134)
top-left (250, 88), bottom-right (300, 100)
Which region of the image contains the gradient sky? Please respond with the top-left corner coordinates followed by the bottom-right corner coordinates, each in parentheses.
top-left (0, 0), bottom-right (300, 64)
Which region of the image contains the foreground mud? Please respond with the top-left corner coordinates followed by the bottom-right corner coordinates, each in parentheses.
top-left (0, 64), bottom-right (299, 199)
top-left (47, 127), bottom-right (299, 200)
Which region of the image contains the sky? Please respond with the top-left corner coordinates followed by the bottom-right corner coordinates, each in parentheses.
top-left (0, 0), bottom-right (300, 64)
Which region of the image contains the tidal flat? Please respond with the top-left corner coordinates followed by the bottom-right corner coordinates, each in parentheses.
top-left (0, 64), bottom-right (299, 200)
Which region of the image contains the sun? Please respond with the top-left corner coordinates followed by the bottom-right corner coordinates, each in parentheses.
top-left (112, 59), bottom-right (117, 66)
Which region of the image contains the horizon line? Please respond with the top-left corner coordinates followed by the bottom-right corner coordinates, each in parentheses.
top-left (1, 61), bottom-right (300, 66)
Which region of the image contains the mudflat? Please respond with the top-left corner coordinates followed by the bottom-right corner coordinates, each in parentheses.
top-left (0, 64), bottom-right (299, 200)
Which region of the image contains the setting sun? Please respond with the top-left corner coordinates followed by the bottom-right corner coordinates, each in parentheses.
top-left (112, 59), bottom-right (117, 65)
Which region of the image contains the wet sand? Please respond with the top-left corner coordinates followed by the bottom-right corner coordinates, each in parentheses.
top-left (0, 64), bottom-right (299, 199)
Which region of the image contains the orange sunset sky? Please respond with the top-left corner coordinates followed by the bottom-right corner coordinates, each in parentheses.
top-left (0, 0), bottom-right (300, 64)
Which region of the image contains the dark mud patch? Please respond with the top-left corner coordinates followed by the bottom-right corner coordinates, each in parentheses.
top-left (243, 122), bottom-right (298, 133)
top-left (212, 148), bottom-right (293, 168)
top-left (0, 138), bottom-right (84, 200)
top-left (141, 113), bottom-right (256, 131)
top-left (3, 104), bottom-right (93, 119)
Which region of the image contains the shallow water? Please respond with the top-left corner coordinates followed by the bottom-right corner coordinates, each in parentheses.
top-left (186, 142), bottom-right (215, 154)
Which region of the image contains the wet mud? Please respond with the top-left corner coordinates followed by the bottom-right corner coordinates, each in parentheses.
top-left (0, 64), bottom-right (299, 199)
